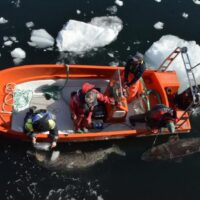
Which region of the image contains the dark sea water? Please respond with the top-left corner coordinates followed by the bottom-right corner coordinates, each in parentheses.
top-left (1, 0), bottom-right (200, 200)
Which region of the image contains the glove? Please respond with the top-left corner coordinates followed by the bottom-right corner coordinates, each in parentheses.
top-left (32, 136), bottom-right (36, 144)
top-left (50, 141), bottom-right (57, 149)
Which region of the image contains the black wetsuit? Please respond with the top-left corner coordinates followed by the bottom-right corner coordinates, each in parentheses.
top-left (124, 56), bottom-right (146, 87)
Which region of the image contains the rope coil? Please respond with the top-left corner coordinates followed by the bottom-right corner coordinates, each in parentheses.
top-left (0, 83), bottom-right (16, 114)
top-left (0, 83), bottom-right (33, 114)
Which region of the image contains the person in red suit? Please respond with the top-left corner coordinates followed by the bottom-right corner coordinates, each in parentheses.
top-left (129, 104), bottom-right (177, 133)
top-left (70, 82), bottom-right (115, 133)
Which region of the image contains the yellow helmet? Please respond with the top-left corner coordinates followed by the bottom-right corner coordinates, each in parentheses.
top-left (48, 119), bottom-right (56, 130)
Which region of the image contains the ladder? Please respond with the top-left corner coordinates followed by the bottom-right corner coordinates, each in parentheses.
top-left (158, 47), bottom-right (200, 128)
top-left (158, 47), bottom-right (181, 72)
top-left (180, 47), bottom-right (199, 104)
top-left (176, 100), bottom-right (200, 129)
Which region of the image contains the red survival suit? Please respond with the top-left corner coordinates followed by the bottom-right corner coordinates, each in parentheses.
top-left (146, 104), bottom-right (177, 132)
top-left (70, 83), bottom-right (114, 131)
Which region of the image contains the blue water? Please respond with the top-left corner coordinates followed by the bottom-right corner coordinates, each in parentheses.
top-left (1, 0), bottom-right (200, 199)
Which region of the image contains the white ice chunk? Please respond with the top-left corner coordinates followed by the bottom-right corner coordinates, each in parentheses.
top-left (145, 35), bottom-right (200, 93)
top-left (76, 10), bottom-right (81, 14)
top-left (115, 0), bottom-right (123, 6)
top-left (27, 41), bottom-right (36, 47)
top-left (133, 40), bottom-right (141, 45)
top-left (4, 40), bottom-right (13, 46)
top-left (3, 36), bottom-right (17, 44)
top-left (106, 5), bottom-right (118, 14)
top-left (182, 12), bottom-right (189, 19)
top-left (153, 21), bottom-right (164, 30)
top-left (108, 52), bottom-right (114, 58)
top-left (193, 0), bottom-right (200, 5)
top-left (10, 36), bottom-right (17, 42)
top-left (154, 0), bottom-right (162, 2)
top-left (0, 17), bottom-right (8, 24)
top-left (28, 29), bottom-right (54, 48)
top-left (3, 36), bottom-right (9, 41)
top-left (97, 195), bottom-right (104, 200)
top-left (11, 0), bottom-right (21, 8)
top-left (56, 16), bottom-right (123, 53)
top-left (11, 48), bottom-right (26, 59)
top-left (126, 46), bottom-right (130, 51)
top-left (26, 21), bottom-right (34, 28)
top-left (13, 58), bottom-right (23, 65)
top-left (11, 48), bottom-right (26, 65)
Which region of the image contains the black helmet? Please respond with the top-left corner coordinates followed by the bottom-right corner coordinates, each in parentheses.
top-left (131, 52), bottom-right (144, 64)
top-left (135, 52), bottom-right (144, 61)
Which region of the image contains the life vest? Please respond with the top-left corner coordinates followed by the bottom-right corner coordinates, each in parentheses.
top-left (25, 111), bottom-right (56, 132)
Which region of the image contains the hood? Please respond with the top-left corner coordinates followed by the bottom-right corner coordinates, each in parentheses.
top-left (81, 82), bottom-right (95, 94)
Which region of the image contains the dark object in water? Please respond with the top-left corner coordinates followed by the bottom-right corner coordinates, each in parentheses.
top-left (28, 145), bottom-right (126, 170)
top-left (141, 136), bottom-right (200, 161)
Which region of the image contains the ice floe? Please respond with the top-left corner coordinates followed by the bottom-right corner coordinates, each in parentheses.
top-left (193, 0), bottom-right (200, 5)
top-left (25, 21), bottom-right (34, 29)
top-left (4, 41), bottom-right (13, 46)
top-left (28, 29), bottom-right (54, 48)
top-left (56, 16), bottom-right (123, 53)
top-left (106, 5), bottom-right (118, 15)
top-left (182, 12), bottom-right (189, 19)
top-left (153, 21), bottom-right (164, 30)
top-left (107, 52), bottom-right (114, 58)
top-left (11, 0), bottom-right (21, 8)
top-left (115, 0), bottom-right (123, 6)
top-left (106, 5), bottom-right (118, 14)
top-left (3, 36), bottom-right (9, 41)
top-left (0, 17), bottom-right (8, 24)
top-left (76, 10), bottom-right (81, 14)
top-left (145, 35), bottom-right (200, 93)
top-left (2, 36), bottom-right (18, 47)
top-left (10, 48), bottom-right (26, 65)
top-left (10, 36), bottom-right (17, 42)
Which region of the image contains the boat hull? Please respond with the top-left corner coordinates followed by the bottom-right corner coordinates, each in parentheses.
top-left (0, 64), bottom-right (191, 143)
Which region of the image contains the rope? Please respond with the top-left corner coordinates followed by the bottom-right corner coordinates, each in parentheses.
top-left (0, 82), bottom-right (16, 114)
top-left (0, 83), bottom-right (33, 114)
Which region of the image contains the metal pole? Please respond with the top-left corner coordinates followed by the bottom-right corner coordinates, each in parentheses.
top-left (117, 68), bottom-right (123, 97)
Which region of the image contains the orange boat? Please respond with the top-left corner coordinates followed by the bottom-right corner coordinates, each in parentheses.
top-left (0, 48), bottom-right (198, 143)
